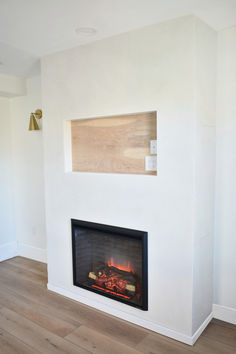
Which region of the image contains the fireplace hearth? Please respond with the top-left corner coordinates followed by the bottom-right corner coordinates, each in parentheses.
top-left (71, 219), bottom-right (148, 310)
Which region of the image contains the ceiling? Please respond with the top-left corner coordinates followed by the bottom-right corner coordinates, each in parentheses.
top-left (0, 0), bottom-right (236, 77)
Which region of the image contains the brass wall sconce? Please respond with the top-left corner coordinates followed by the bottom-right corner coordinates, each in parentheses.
top-left (28, 109), bottom-right (43, 130)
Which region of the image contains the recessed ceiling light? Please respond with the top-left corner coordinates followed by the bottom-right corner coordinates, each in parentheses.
top-left (75, 27), bottom-right (97, 36)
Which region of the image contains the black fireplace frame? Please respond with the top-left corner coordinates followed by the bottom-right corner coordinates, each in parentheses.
top-left (71, 219), bottom-right (148, 311)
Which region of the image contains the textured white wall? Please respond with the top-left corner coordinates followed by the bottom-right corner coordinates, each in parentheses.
top-left (41, 15), bottom-right (208, 338)
top-left (1, 14), bottom-right (220, 338)
top-left (214, 26), bottom-right (236, 311)
top-left (0, 73), bottom-right (26, 97)
top-left (0, 97), bottom-right (16, 250)
top-left (192, 19), bottom-right (217, 333)
top-left (10, 76), bottom-right (47, 256)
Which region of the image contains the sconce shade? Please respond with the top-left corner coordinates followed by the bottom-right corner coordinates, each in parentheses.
top-left (29, 113), bottom-right (39, 130)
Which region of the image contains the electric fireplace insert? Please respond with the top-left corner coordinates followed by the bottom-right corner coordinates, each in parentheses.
top-left (71, 219), bottom-right (148, 310)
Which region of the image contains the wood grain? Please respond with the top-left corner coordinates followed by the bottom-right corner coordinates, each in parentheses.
top-left (0, 257), bottom-right (235, 354)
top-left (0, 262), bottom-right (147, 346)
top-left (136, 330), bottom-right (236, 354)
top-left (66, 325), bottom-right (142, 354)
top-left (136, 333), bottom-right (196, 354)
top-left (0, 328), bottom-right (37, 354)
top-left (0, 307), bottom-right (89, 354)
top-left (71, 111), bottom-right (157, 175)
top-left (201, 322), bottom-right (236, 348)
top-left (5, 256), bottom-right (47, 276)
top-left (193, 335), bottom-right (236, 354)
top-left (0, 261), bottom-right (47, 287)
top-left (211, 318), bottom-right (236, 330)
top-left (0, 286), bottom-right (78, 337)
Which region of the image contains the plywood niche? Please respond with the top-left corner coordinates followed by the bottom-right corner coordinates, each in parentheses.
top-left (71, 111), bottom-right (157, 175)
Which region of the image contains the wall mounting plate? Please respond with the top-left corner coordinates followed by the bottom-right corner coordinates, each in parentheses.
top-left (34, 109), bottom-right (42, 119)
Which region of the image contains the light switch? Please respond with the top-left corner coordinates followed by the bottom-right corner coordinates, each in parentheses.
top-left (150, 140), bottom-right (157, 154)
top-left (145, 156), bottom-right (157, 171)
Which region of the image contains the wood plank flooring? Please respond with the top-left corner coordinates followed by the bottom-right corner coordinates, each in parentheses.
top-left (0, 257), bottom-right (235, 353)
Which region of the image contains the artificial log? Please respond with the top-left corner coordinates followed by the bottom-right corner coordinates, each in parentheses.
top-left (88, 271), bottom-right (136, 292)
top-left (88, 272), bottom-right (97, 280)
top-left (88, 263), bottom-right (137, 295)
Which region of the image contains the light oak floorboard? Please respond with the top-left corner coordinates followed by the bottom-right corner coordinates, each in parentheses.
top-left (0, 261), bottom-right (47, 287)
top-left (0, 263), bottom-right (147, 347)
top-left (66, 325), bottom-right (142, 354)
top-left (0, 307), bottom-right (90, 354)
top-left (136, 331), bottom-right (236, 354)
top-left (0, 257), bottom-right (235, 354)
top-left (0, 285), bottom-right (78, 337)
top-left (193, 335), bottom-right (236, 354)
top-left (201, 322), bottom-right (236, 349)
top-left (5, 256), bottom-right (47, 276)
top-left (136, 333), bottom-right (196, 354)
top-left (211, 318), bottom-right (236, 330)
top-left (0, 328), bottom-right (38, 354)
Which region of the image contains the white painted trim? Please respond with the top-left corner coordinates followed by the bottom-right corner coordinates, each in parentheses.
top-left (191, 312), bottom-right (213, 345)
top-left (18, 243), bottom-right (47, 263)
top-left (48, 283), bottom-right (212, 345)
top-left (0, 242), bottom-right (18, 262)
top-left (213, 304), bottom-right (236, 325)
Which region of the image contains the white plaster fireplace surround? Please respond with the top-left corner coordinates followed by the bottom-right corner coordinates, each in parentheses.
top-left (41, 15), bottom-right (216, 345)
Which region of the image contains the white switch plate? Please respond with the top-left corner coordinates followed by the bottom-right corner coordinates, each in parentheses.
top-left (150, 140), bottom-right (157, 154)
top-left (145, 156), bottom-right (157, 171)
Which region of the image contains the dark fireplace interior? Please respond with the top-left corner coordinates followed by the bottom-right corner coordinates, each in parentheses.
top-left (71, 219), bottom-right (148, 310)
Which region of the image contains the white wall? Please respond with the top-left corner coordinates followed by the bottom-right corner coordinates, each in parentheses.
top-left (41, 16), bottom-right (216, 342)
top-left (0, 73), bottom-right (26, 97)
top-left (192, 19), bottom-right (216, 333)
top-left (0, 97), bottom-right (17, 260)
top-left (0, 12), bottom-right (233, 337)
top-left (214, 26), bottom-right (236, 319)
top-left (10, 76), bottom-right (47, 262)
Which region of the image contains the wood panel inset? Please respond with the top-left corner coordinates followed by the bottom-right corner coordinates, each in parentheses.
top-left (71, 111), bottom-right (157, 175)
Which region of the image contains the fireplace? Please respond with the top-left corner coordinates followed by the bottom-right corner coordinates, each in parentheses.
top-left (71, 219), bottom-right (148, 310)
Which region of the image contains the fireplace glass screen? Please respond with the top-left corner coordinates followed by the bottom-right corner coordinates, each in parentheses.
top-left (71, 219), bottom-right (148, 310)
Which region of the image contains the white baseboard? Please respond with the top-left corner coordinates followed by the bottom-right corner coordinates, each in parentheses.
top-left (47, 283), bottom-right (213, 345)
top-left (191, 312), bottom-right (213, 344)
top-left (18, 243), bottom-right (47, 263)
top-left (213, 304), bottom-right (236, 325)
top-left (0, 242), bottom-right (18, 262)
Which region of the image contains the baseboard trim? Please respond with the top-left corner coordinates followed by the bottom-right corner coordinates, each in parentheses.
top-left (18, 243), bottom-right (47, 263)
top-left (0, 242), bottom-right (18, 262)
top-left (213, 304), bottom-right (236, 325)
top-left (191, 312), bottom-right (213, 344)
top-left (47, 283), bottom-right (212, 345)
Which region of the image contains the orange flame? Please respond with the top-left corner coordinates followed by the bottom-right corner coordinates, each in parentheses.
top-left (106, 257), bottom-right (134, 273)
